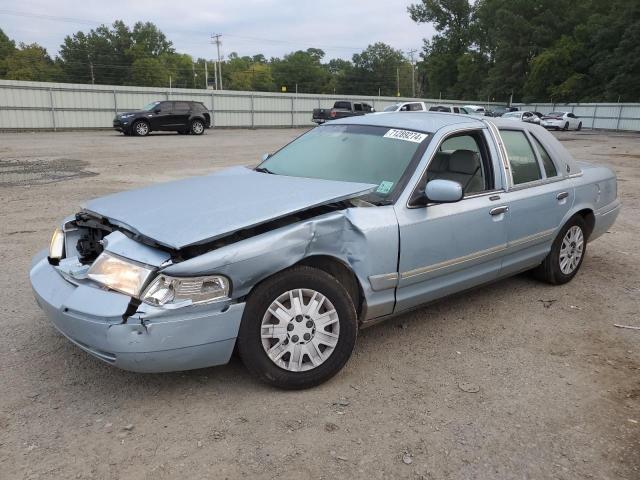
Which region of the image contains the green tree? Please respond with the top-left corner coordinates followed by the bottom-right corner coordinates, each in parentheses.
top-left (5, 43), bottom-right (60, 81)
top-left (343, 43), bottom-right (411, 96)
top-left (271, 48), bottom-right (330, 93)
top-left (0, 28), bottom-right (16, 77)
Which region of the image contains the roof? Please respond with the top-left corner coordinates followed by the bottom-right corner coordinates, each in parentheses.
top-left (326, 111), bottom-right (485, 133)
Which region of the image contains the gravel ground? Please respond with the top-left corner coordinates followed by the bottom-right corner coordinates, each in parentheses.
top-left (0, 128), bottom-right (638, 480)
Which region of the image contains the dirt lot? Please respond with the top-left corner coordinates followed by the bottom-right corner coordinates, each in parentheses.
top-left (1, 128), bottom-right (638, 480)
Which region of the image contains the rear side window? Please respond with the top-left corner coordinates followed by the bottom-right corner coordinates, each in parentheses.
top-left (408, 103), bottom-right (424, 111)
top-left (531, 135), bottom-right (558, 177)
top-left (500, 130), bottom-right (542, 185)
top-left (174, 101), bottom-right (190, 112)
top-left (191, 102), bottom-right (207, 112)
top-left (354, 103), bottom-right (363, 112)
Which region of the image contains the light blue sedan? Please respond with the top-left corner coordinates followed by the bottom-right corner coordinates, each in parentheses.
top-left (30, 112), bottom-right (620, 389)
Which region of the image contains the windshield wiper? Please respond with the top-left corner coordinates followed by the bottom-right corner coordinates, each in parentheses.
top-left (255, 166), bottom-right (275, 174)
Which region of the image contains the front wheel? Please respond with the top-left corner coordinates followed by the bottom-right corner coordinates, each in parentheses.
top-left (563, 122), bottom-right (569, 131)
top-left (190, 119), bottom-right (205, 135)
top-left (132, 120), bottom-right (149, 136)
top-left (577, 122), bottom-right (582, 131)
top-left (533, 216), bottom-right (587, 285)
top-left (238, 266), bottom-right (358, 389)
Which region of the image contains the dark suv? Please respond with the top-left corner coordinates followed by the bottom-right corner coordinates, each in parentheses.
top-left (113, 101), bottom-right (211, 136)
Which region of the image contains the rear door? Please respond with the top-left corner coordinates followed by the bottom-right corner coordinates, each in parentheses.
top-left (497, 127), bottom-right (573, 275)
top-left (171, 101), bottom-right (191, 128)
top-left (394, 128), bottom-right (508, 312)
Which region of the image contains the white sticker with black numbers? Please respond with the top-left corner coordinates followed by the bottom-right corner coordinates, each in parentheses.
top-left (383, 129), bottom-right (428, 143)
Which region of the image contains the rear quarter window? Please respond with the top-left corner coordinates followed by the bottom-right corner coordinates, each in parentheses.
top-left (531, 135), bottom-right (558, 177)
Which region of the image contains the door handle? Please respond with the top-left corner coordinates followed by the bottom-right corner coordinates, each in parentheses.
top-left (490, 205), bottom-right (509, 216)
top-left (556, 191), bottom-right (569, 200)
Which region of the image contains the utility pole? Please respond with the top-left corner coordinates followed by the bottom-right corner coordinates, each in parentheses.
top-left (204, 61), bottom-right (208, 89)
top-left (396, 67), bottom-right (400, 97)
top-left (87, 53), bottom-right (95, 85)
top-left (211, 34), bottom-right (223, 90)
top-left (407, 49), bottom-right (417, 98)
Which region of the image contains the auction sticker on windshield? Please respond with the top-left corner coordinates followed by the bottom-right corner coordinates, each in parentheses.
top-left (383, 129), bottom-right (428, 143)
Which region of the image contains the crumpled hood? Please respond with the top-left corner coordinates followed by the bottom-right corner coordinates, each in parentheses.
top-left (83, 166), bottom-right (375, 250)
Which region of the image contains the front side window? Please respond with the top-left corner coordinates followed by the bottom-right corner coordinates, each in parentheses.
top-left (424, 132), bottom-right (489, 195)
top-left (409, 103), bottom-right (424, 111)
top-left (259, 124), bottom-right (430, 201)
top-left (142, 101), bottom-right (161, 111)
top-left (500, 130), bottom-right (542, 185)
top-left (531, 135), bottom-right (558, 178)
top-left (354, 103), bottom-right (363, 112)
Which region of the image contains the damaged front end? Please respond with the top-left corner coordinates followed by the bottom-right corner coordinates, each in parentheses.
top-left (31, 219), bottom-right (245, 372)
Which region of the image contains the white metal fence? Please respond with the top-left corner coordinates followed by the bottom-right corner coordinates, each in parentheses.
top-left (517, 102), bottom-right (640, 131)
top-left (1, 79), bottom-right (639, 132)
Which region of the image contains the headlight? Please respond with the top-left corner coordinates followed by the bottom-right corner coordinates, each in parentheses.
top-left (142, 274), bottom-right (230, 307)
top-left (120, 113), bottom-right (135, 119)
top-left (87, 252), bottom-right (155, 297)
top-left (49, 227), bottom-right (65, 260)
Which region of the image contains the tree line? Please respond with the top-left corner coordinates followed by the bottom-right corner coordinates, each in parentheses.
top-left (0, 0), bottom-right (638, 103)
top-left (0, 21), bottom-right (415, 97)
top-left (412, 0), bottom-right (640, 102)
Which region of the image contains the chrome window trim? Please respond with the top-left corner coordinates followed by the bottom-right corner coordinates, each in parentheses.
top-left (405, 126), bottom-right (504, 209)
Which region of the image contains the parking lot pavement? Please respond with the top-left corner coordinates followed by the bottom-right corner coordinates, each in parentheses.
top-left (1, 128), bottom-right (638, 479)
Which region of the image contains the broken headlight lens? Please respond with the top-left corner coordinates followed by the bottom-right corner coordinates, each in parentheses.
top-left (87, 251), bottom-right (155, 297)
top-left (141, 274), bottom-right (230, 307)
top-left (49, 227), bottom-right (65, 260)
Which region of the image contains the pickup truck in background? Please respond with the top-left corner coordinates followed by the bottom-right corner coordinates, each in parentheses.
top-left (312, 101), bottom-right (374, 124)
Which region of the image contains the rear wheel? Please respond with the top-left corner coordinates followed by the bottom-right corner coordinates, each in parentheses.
top-left (190, 119), bottom-right (205, 135)
top-left (533, 216), bottom-right (587, 285)
top-left (132, 120), bottom-right (149, 136)
top-left (238, 266), bottom-right (357, 389)
top-left (563, 122), bottom-right (569, 131)
top-left (577, 122), bottom-right (582, 131)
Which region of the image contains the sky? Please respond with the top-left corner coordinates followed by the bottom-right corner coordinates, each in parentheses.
top-left (0, 1), bottom-right (435, 61)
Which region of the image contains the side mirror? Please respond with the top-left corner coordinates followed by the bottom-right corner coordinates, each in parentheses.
top-left (261, 153), bottom-right (271, 162)
top-left (425, 179), bottom-right (463, 203)
top-left (153, 108), bottom-right (161, 114)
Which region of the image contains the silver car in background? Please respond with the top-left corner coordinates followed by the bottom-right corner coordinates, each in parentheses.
top-left (503, 110), bottom-right (542, 124)
top-left (541, 111), bottom-right (583, 131)
top-left (30, 113), bottom-right (620, 389)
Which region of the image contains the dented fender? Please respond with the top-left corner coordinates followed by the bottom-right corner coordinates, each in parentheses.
top-left (163, 206), bottom-right (400, 320)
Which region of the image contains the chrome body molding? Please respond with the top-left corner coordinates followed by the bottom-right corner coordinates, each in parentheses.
top-left (368, 272), bottom-right (399, 291)
top-left (400, 243), bottom-right (508, 282)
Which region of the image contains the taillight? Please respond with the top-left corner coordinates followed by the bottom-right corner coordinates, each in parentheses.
top-left (330, 110), bottom-right (336, 118)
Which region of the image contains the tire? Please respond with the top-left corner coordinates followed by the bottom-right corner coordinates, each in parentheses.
top-left (190, 119), bottom-right (205, 135)
top-left (563, 122), bottom-right (569, 131)
top-left (533, 215), bottom-right (587, 285)
top-left (237, 265), bottom-right (358, 389)
top-left (577, 122), bottom-right (582, 131)
top-left (132, 120), bottom-right (149, 136)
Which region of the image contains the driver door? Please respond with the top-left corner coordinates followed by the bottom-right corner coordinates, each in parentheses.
top-left (149, 101), bottom-right (174, 130)
top-left (394, 129), bottom-right (508, 312)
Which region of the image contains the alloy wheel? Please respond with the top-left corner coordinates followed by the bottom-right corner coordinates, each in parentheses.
top-left (559, 225), bottom-right (584, 275)
top-left (260, 288), bottom-right (340, 372)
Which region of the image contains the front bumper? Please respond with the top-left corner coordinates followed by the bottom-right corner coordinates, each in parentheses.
top-left (29, 251), bottom-right (245, 373)
top-left (112, 118), bottom-right (131, 132)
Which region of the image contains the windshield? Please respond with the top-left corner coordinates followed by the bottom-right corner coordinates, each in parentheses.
top-left (259, 124), bottom-right (429, 200)
top-left (142, 101), bottom-right (161, 111)
top-left (383, 104), bottom-right (400, 112)
top-left (503, 112), bottom-right (521, 118)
